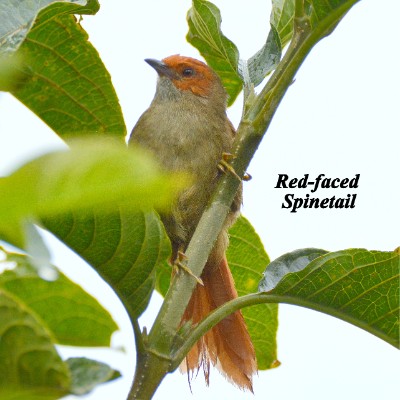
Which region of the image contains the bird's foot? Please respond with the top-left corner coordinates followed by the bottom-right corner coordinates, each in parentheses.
top-left (218, 152), bottom-right (242, 182)
top-left (173, 251), bottom-right (204, 285)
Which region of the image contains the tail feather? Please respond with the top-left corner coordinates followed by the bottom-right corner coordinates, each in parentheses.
top-left (181, 256), bottom-right (257, 391)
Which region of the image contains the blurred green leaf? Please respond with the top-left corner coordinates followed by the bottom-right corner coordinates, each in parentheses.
top-left (0, 223), bottom-right (25, 251)
top-left (156, 215), bottom-right (278, 370)
top-left (0, 138), bottom-right (188, 225)
top-left (43, 210), bottom-right (171, 319)
top-left (187, 0), bottom-right (242, 105)
top-left (0, 54), bottom-right (26, 91)
top-left (0, 250), bottom-right (118, 347)
top-left (0, 289), bottom-right (70, 399)
top-left (0, 0), bottom-right (99, 54)
top-left (0, 137), bottom-right (175, 320)
top-left (23, 222), bottom-right (52, 269)
top-left (3, 0), bottom-right (125, 139)
top-left (66, 357), bottom-right (121, 395)
top-left (260, 248), bottom-right (400, 348)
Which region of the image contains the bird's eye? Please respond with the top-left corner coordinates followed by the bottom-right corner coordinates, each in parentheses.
top-left (182, 68), bottom-right (195, 77)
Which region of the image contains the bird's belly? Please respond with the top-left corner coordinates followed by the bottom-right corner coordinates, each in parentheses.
top-left (156, 137), bottom-right (221, 247)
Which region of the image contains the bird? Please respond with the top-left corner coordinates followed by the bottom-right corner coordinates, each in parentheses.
top-left (129, 55), bottom-right (256, 391)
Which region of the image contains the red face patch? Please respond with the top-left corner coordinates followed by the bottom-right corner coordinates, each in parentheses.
top-left (161, 55), bottom-right (216, 98)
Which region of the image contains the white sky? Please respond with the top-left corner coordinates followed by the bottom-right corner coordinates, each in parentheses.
top-left (0, 0), bottom-right (399, 399)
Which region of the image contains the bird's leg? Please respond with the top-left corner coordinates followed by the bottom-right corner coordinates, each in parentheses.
top-left (218, 152), bottom-right (242, 181)
top-left (218, 152), bottom-right (252, 182)
top-left (173, 250), bottom-right (204, 286)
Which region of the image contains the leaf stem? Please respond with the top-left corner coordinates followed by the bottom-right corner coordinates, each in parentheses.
top-left (128, 351), bottom-right (170, 400)
top-left (148, 202), bottom-right (232, 351)
top-left (169, 293), bottom-right (281, 369)
top-left (171, 287), bottom-right (399, 369)
top-left (295, 0), bottom-right (305, 18)
top-left (132, 319), bottom-right (145, 356)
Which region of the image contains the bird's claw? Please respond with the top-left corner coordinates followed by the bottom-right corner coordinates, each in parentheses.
top-left (243, 172), bottom-right (252, 181)
top-left (218, 153), bottom-right (252, 182)
top-left (174, 251), bottom-right (204, 286)
top-left (218, 152), bottom-right (242, 182)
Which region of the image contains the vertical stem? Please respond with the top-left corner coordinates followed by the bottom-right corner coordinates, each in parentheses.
top-left (295, 0), bottom-right (305, 18)
top-left (128, 351), bottom-right (170, 400)
top-left (148, 201), bottom-right (233, 350)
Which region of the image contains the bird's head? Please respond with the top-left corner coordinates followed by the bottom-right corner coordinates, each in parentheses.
top-left (145, 55), bottom-right (227, 107)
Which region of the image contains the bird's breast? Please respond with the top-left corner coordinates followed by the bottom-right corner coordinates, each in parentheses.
top-left (133, 102), bottom-right (230, 178)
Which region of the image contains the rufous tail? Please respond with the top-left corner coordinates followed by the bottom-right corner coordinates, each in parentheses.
top-left (181, 256), bottom-right (257, 391)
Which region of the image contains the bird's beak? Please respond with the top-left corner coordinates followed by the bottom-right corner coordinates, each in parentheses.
top-left (145, 58), bottom-right (179, 80)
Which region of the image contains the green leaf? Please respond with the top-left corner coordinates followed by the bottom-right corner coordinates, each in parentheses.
top-left (0, 138), bottom-right (188, 225)
top-left (154, 259), bottom-right (171, 299)
top-left (66, 357), bottom-right (121, 395)
top-left (0, 0), bottom-right (99, 54)
top-left (156, 216), bottom-right (278, 370)
top-left (260, 247), bottom-right (328, 291)
top-left (227, 216), bottom-right (278, 370)
top-left (270, 0), bottom-right (361, 49)
top-left (0, 54), bottom-right (26, 91)
top-left (302, 0), bottom-right (361, 39)
top-left (43, 210), bottom-right (171, 319)
top-left (3, 0), bottom-right (125, 139)
top-left (0, 250), bottom-right (118, 347)
top-left (304, 0), bottom-right (354, 30)
top-left (0, 223), bottom-right (26, 251)
top-left (186, 0), bottom-right (242, 105)
top-left (270, 0), bottom-right (295, 48)
top-left (260, 248), bottom-right (400, 348)
top-left (240, 25), bottom-right (282, 88)
top-left (0, 289), bottom-right (70, 399)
